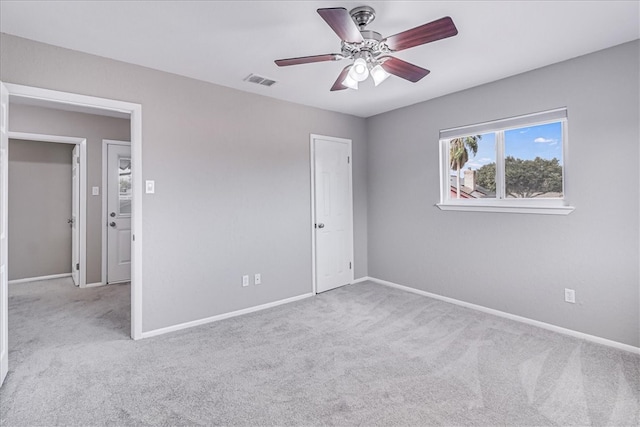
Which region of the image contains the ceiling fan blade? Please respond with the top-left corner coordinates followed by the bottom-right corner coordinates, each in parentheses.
top-left (330, 66), bottom-right (352, 91)
top-left (379, 56), bottom-right (430, 82)
top-left (275, 53), bottom-right (342, 67)
top-left (317, 8), bottom-right (364, 43)
top-left (384, 16), bottom-right (458, 52)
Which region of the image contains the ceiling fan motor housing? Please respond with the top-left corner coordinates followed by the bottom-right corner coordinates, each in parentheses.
top-left (341, 29), bottom-right (388, 64)
top-left (339, 7), bottom-right (389, 65)
top-left (350, 6), bottom-right (376, 28)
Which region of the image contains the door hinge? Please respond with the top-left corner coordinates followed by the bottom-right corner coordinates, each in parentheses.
top-left (76, 263), bottom-right (80, 271)
top-left (347, 156), bottom-right (350, 164)
top-left (76, 156), bottom-right (80, 164)
top-left (349, 262), bottom-right (352, 269)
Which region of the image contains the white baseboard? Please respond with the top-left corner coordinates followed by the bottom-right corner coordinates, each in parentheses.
top-left (141, 292), bottom-right (315, 339)
top-left (361, 276), bottom-right (640, 355)
top-left (8, 273), bottom-right (71, 285)
top-left (83, 282), bottom-right (105, 288)
top-left (351, 276), bottom-right (371, 284)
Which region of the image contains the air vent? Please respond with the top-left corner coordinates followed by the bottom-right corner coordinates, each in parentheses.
top-left (243, 73), bottom-right (277, 87)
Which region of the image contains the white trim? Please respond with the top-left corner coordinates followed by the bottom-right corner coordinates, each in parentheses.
top-left (0, 266), bottom-right (6, 387)
top-left (440, 107), bottom-right (568, 140)
top-left (367, 277), bottom-right (640, 355)
top-left (141, 293), bottom-right (315, 339)
top-left (436, 203), bottom-right (575, 215)
top-left (131, 105), bottom-right (143, 340)
top-left (101, 143), bottom-right (107, 285)
top-left (309, 137), bottom-right (316, 294)
top-left (1, 82), bottom-right (8, 386)
top-left (309, 134), bottom-right (355, 295)
top-left (8, 132), bottom-right (88, 287)
top-left (101, 139), bottom-right (131, 286)
top-left (351, 276), bottom-right (371, 284)
top-left (84, 281), bottom-right (105, 288)
top-left (561, 118), bottom-right (571, 207)
top-left (496, 129), bottom-right (506, 199)
top-left (7, 132), bottom-right (84, 145)
top-left (8, 273), bottom-right (71, 285)
top-left (4, 84), bottom-right (135, 116)
top-left (4, 83), bottom-right (143, 340)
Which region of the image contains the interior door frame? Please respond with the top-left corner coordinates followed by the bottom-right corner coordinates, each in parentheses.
top-left (2, 82), bottom-right (143, 340)
top-left (101, 139), bottom-right (131, 285)
top-left (8, 132), bottom-right (87, 287)
top-left (1, 82), bottom-right (8, 386)
top-left (309, 134), bottom-right (354, 295)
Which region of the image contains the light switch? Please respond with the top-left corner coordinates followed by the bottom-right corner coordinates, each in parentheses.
top-left (145, 180), bottom-right (155, 194)
top-left (92, 186), bottom-right (100, 196)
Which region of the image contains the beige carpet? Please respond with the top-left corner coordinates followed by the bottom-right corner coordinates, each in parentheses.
top-left (1, 277), bottom-right (638, 426)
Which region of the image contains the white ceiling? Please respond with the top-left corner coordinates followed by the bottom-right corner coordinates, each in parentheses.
top-left (1, 1), bottom-right (638, 118)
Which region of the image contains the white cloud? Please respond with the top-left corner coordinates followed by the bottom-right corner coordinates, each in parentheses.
top-left (534, 137), bottom-right (554, 143)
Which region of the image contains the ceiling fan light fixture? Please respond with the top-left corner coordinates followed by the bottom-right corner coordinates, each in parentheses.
top-left (342, 70), bottom-right (359, 90)
top-left (371, 63), bottom-right (391, 86)
top-left (350, 57), bottom-right (369, 82)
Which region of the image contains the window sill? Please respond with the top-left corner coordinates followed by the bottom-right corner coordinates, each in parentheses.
top-left (436, 203), bottom-right (575, 215)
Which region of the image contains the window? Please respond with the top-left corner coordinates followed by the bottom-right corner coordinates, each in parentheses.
top-left (118, 157), bottom-right (132, 215)
top-left (438, 108), bottom-right (574, 215)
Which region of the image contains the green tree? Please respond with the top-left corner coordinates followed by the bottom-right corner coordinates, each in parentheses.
top-left (476, 162), bottom-right (496, 192)
top-left (449, 135), bottom-right (481, 198)
top-left (477, 156), bottom-right (563, 198)
top-left (505, 156), bottom-right (562, 198)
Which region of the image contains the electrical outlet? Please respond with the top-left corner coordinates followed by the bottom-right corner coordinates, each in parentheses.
top-left (254, 273), bottom-right (261, 285)
top-left (564, 288), bottom-right (575, 304)
top-left (242, 275), bottom-right (249, 287)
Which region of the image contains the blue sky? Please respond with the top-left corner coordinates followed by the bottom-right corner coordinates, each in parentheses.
top-left (453, 122), bottom-right (563, 174)
top-left (461, 132), bottom-right (495, 171)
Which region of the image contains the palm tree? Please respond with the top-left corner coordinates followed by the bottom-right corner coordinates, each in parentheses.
top-left (449, 135), bottom-right (481, 198)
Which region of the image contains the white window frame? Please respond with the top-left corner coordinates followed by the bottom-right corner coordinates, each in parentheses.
top-left (437, 108), bottom-right (574, 215)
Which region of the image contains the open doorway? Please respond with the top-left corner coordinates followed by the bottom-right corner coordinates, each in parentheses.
top-left (0, 82), bottom-right (143, 387)
top-left (7, 133), bottom-right (87, 287)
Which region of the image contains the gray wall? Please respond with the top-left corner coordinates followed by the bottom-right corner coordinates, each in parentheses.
top-left (366, 41), bottom-right (639, 347)
top-left (8, 139), bottom-right (73, 280)
top-left (3, 32), bottom-right (635, 347)
top-left (0, 34), bottom-right (368, 332)
top-left (9, 104), bottom-right (131, 284)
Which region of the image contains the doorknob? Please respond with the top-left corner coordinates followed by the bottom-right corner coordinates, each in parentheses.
top-left (109, 222), bottom-right (116, 228)
top-left (317, 223), bottom-right (325, 229)
top-left (110, 212), bottom-right (116, 217)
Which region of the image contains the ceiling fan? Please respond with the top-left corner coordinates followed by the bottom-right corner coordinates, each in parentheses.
top-left (274, 6), bottom-right (458, 91)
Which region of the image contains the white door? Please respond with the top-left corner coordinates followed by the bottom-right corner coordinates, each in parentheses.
top-left (1, 82), bottom-right (9, 386)
top-left (106, 144), bottom-right (131, 284)
top-left (312, 135), bottom-right (354, 293)
top-left (71, 145), bottom-right (80, 286)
